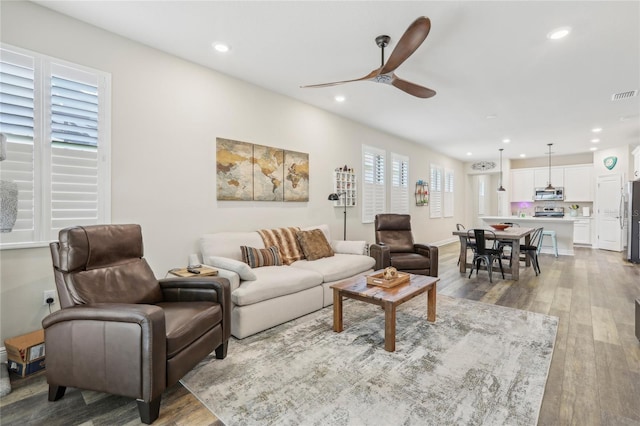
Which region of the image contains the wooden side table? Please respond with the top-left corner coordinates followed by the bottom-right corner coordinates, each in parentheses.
top-left (168, 266), bottom-right (218, 278)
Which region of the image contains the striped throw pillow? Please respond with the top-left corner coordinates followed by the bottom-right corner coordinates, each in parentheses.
top-left (241, 245), bottom-right (283, 268)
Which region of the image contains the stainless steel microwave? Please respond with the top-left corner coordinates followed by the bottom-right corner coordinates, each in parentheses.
top-left (534, 187), bottom-right (564, 200)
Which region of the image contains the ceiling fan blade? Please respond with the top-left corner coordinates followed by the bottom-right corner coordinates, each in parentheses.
top-left (391, 76), bottom-right (436, 98)
top-left (301, 69), bottom-right (379, 89)
top-left (380, 16), bottom-right (431, 74)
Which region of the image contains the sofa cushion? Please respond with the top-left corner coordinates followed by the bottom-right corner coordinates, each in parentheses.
top-left (291, 253), bottom-right (375, 282)
top-left (241, 245), bottom-right (282, 268)
top-left (157, 301), bottom-right (221, 358)
top-left (232, 266), bottom-right (323, 306)
top-left (331, 240), bottom-right (367, 255)
top-left (296, 229), bottom-right (334, 261)
top-left (200, 232), bottom-right (265, 261)
top-left (300, 224), bottom-right (331, 242)
top-left (205, 255), bottom-right (257, 281)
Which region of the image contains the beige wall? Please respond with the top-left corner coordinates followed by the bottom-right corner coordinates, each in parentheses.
top-left (0, 1), bottom-right (465, 343)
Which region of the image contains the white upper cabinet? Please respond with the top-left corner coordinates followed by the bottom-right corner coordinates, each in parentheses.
top-left (533, 167), bottom-right (564, 188)
top-left (564, 165), bottom-right (594, 201)
top-left (510, 164), bottom-right (593, 203)
top-left (511, 169), bottom-right (535, 201)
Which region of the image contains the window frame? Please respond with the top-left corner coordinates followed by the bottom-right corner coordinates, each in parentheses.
top-left (0, 44), bottom-right (111, 249)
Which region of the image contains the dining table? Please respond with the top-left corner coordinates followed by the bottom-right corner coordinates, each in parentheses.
top-left (452, 227), bottom-right (535, 281)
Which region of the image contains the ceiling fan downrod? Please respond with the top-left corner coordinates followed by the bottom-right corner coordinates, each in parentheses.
top-left (375, 35), bottom-right (390, 67)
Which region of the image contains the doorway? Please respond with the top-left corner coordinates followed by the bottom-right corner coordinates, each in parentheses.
top-left (596, 174), bottom-right (624, 251)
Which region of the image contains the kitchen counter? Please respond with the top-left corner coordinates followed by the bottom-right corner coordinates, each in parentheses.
top-left (481, 216), bottom-right (575, 256)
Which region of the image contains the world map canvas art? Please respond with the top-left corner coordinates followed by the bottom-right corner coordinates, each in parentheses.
top-left (216, 138), bottom-right (309, 202)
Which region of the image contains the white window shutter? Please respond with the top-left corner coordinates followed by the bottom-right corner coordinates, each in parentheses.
top-left (430, 164), bottom-right (443, 218)
top-left (362, 145), bottom-right (385, 223)
top-left (0, 50), bottom-right (36, 243)
top-left (0, 45), bottom-right (110, 248)
top-left (444, 168), bottom-right (454, 217)
top-left (390, 153), bottom-right (409, 214)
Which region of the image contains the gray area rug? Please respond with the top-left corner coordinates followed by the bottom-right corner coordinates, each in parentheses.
top-left (181, 295), bottom-right (558, 426)
top-left (0, 362), bottom-right (11, 397)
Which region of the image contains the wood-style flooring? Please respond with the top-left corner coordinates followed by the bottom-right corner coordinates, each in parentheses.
top-left (1, 243), bottom-right (638, 425)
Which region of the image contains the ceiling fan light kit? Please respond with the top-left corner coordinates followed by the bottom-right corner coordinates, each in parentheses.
top-left (301, 16), bottom-right (436, 98)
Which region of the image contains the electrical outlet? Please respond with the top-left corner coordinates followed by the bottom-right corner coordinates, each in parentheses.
top-left (43, 290), bottom-right (56, 306)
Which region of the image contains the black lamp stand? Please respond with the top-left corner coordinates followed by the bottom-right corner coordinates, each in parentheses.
top-left (328, 192), bottom-right (347, 240)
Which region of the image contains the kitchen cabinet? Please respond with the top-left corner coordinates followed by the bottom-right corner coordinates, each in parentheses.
top-left (573, 218), bottom-right (591, 244)
top-left (564, 165), bottom-right (594, 201)
top-left (533, 167), bottom-right (564, 189)
top-left (510, 169), bottom-right (535, 201)
top-left (633, 146), bottom-right (640, 181)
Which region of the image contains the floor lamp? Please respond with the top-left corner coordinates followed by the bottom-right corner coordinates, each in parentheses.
top-left (328, 192), bottom-right (347, 240)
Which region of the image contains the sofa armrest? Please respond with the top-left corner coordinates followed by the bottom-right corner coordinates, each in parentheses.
top-left (414, 243), bottom-right (439, 277)
top-left (42, 304), bottom-right (166, 402)
top-left (369, 243), bottom-right (390, 270)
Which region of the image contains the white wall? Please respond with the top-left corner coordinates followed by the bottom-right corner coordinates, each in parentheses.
top-left (0, 1), bottom-right (465, 342)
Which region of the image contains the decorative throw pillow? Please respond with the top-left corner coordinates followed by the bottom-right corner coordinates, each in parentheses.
top-left (296, 229), bottom-right (335, 261)
top-left (257, 227), bottom-right (305, 265)
top-left (241, 245), bottom-right (283, 268)
top-left (205, 255), bottom-right (257, 281)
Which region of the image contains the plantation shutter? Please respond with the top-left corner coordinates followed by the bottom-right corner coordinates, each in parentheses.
top-left (50, 64), bottom-right (101, 235)
top-left (0, 49), bottom-right (36, 243)
top-left (430, 164), bottom-right (443, 218)
top-left (444, 168), bottom-right (454, 217)
top-left (0, 44), bottom-right (110, 248)
top-left (390, 153), bottom-right (409, 214)
top-left (362, 145), bottom-right (385, 223)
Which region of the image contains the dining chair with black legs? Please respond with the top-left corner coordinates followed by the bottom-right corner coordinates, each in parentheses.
top-left (519, 227), bottom-right (544, 276)
top-left (456, 224), bottom-right (475, 266)
top-left (467, 229), bottom-right (505, 283)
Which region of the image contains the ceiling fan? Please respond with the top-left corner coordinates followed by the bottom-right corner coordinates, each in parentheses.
top-left (301, 16), bottom-right (436, 99)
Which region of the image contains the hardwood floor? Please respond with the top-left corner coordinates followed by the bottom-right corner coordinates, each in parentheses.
top-left (1, 243), bottom-right (638, 425)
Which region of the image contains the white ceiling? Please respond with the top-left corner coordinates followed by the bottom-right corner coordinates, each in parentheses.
top-left (33, 1), bottom-right (640, 161)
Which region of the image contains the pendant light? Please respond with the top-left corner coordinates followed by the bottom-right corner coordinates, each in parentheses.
top-left (497, 148), bottom-right (506, 192)
top-left (545, 143), bottom-right (555, 190)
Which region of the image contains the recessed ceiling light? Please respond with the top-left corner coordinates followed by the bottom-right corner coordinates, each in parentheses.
top-left (212, 42), bottom-right (230, 53)
top-left (591, 138), bottom-right (600, 143)
top-left (590, 147), bottom-right (598, 151)
top-left (502, 138), bottom-right (511, 144)
top-left (466, 152), bottom-right (472, 156)
top-left (486, 114), bottom-right (498, 120)
top-left (334, 95), bottom-right (345, 103)
top-left (520, 154), bottom-right (526, 158)
top-left (591, 127), bottom-right (603, 133)
top-left (547, 27), bottom-right (571, 40)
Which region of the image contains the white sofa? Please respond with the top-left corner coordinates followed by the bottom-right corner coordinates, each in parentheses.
top-left (199, 225), bottom-right (375, 338)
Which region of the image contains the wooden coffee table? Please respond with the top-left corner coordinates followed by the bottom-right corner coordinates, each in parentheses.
top-left (330, 272), bottom-right (439, 352)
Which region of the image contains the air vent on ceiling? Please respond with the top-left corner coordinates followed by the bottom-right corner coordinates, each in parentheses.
top-left (611, 90), bottom-right (638, 101)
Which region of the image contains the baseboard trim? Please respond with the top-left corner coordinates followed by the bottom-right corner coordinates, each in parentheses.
top-left (433, 237), bottom-right (458, 247)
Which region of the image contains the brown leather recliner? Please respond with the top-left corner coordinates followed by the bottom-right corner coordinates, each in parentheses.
top-left (369, 214), bottom-right (438, 277)
top-left (43, 224), bottom-right (230, 424)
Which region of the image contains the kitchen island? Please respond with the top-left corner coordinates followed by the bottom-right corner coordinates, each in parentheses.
top-left (481, 216), bottom-right (576, 256)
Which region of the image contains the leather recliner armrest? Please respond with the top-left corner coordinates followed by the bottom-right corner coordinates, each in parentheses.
top-left (159, 277), bottom-right (231, 342)
top-left (42, 304), bottom-right (166, 403)
top-left (414, 244), bottom-right (439, 277)
top-left (369, 243), bottom-right (391, 270)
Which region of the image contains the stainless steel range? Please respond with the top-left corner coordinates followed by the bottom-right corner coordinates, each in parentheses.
top-left (534, 206), bottom-right (564, 217)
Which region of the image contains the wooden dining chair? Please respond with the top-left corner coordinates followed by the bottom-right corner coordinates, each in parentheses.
top-left (467, 229), bottom-right (504, 283)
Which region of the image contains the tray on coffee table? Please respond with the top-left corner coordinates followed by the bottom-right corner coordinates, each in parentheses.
top-left (366, 271), bottom-right (410, 288)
